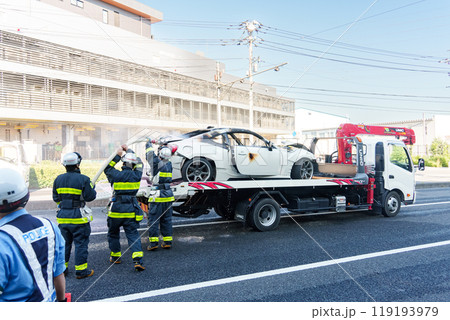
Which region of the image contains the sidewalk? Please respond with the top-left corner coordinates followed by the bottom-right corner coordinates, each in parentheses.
top-left (27, 167), bottom-right (450, 211)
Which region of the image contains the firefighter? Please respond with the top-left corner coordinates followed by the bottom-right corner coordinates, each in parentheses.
top-left (0, 168), bottom-right (66, 302)
top-left (104, 144), bottom-right (145, 272)
top-left (53, 152), bottom-right (97, 279)
top-left (145, 140), bottom-right (175, 250)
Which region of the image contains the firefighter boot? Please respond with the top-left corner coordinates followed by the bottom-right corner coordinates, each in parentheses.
top-left (134, 260), bottom-right (145, 272)
top-left (147, 242), bottom-right (158, 251)
top-left (161, 242), bottom-right (172, 249)
top-left (110, 256), bottom-right (122, 264)
top-left (76, 269), bottom-right (94, 279)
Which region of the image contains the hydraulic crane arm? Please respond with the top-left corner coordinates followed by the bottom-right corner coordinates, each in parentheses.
top-left (336, 123), bottom-right (416, 164)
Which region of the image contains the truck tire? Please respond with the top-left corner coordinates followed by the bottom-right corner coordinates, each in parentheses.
top-left (290, 158), bottom-right (314, 179)
top-left (249, 198), bottom-right (280, 231)
top-left (381, 191), bottom-right (401, 217)
top-left (214, 203), bottom-right (235, 220)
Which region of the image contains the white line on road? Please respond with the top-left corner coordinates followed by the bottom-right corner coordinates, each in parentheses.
top-left (93, 239), bottom-right (450, 302)
top-left (408, 201), bottom-right (450, 207)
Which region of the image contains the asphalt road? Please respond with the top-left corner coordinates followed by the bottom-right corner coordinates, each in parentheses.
top-left (29, 187), bottom-right (450, 303)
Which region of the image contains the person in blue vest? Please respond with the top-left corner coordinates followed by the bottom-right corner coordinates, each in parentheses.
top-left (145, 140), bottom-right (175, 251)
top-left (52, 152), bottom-right (97, 279)
top-left (104, 144), bottom-right (145, 272)
top-left (0, 168), bottom-right (66, 302)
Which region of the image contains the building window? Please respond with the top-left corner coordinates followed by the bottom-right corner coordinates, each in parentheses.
top-left (102, 9), bottom-right (108, 24)
top-left (114, 11), bottom-right (120, 27)
top-left (71, 0), bottom-right (84, 8)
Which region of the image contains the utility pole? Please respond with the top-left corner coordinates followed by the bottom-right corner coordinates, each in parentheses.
top-left (243, 20), bottom-right (261, 131)
top-left (215, 62), bottom-right (223, 127)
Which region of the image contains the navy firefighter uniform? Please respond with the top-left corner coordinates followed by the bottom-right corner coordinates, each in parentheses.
top-left (145, 140), bottom-right (175, 250)
top-left (52, 152), bottom-right (96, 279)
top-left (104, 145), bottom-right (145, 271)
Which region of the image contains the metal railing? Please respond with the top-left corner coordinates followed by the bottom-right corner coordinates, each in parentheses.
top-left (0, 30), bottom-right (295, 113)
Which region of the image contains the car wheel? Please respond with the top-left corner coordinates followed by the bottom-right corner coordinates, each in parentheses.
top-left (181, 158), bottom-right (215, 182)
top-left (290, 158), bottom-right (314, 179)
top-left (381, 191), bottom-right (401, 217)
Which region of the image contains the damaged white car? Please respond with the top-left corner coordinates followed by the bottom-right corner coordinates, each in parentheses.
top-left (158, 128), bottom-right (315, 182)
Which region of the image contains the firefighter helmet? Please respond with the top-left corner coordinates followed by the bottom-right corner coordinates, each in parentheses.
top-left (0, 168), bottom-right (30, 213)
top-left (159, 147), bottom-right (172, 160)
top-left (122, 152), bottom-right (138, 164)
top-left (62, 152), bottom-right (82, 166)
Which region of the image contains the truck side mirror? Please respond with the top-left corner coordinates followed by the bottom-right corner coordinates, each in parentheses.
top-left (418, 158), bottom-right (425, 171)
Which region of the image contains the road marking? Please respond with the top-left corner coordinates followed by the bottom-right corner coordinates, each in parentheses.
top-left (408, 201), bottom-right (450, 207)
top-left (93, 239), bottom-right (450, 302)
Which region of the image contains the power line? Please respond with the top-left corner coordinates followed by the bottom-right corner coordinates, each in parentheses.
top-left (294, 97), bottom-right (450, 114)
top-left (258, 43), bottom-right (449, 74)
top-left (265, 84), bottom-right (450, 100)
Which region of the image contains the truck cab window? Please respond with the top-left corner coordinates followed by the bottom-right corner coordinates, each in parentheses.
top-left (389, 144), bottom-right (412, 172)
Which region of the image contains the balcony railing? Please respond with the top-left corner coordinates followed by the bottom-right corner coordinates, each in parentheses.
top-left (0, 29), bottom-right (295, 113)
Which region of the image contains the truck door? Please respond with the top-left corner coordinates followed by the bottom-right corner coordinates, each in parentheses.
top-left (385, 142), bottom-right (415, 202)
top-left (229, 132), bottom-right (281, 176)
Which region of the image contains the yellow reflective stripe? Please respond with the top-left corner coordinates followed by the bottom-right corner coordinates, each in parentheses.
top-left (154, 196), bottom-right (175, 203)
top-left (136, 215), bottom-right (143, 222)
top-left (146, 147), bottom-right (154, 153)
top-left (56, 188), bottom-right (82, 195)
top-left (136, 164), bottom-right (143, 169)
top-left (65, 262), bottom-right (69, 267)
top-left (149, 237), bottom-right (159, 242)
top-left (108, 212), bottom-right (136, 219)
top-left (159, 172), bottom-right (172, 178)
top-left (110, 252), bottom-right (121, 257)
top-left (75, 263), bottom-right (87, 271)
top-left (109, 160), bottom-right (116, 167)
top-left (163, 236), bottom-right (173, 242)
top-left (57, 217), bottom-right (89, 224)
top-left (113, 182), bottom-right (140, 190)
top-left (132, 251), bottom-right (143, 259)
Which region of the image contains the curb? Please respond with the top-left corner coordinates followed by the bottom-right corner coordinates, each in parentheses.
top-left (416, 181), bottom-right (450, 189)
top-left (26, 199), bottom-right (110, 211)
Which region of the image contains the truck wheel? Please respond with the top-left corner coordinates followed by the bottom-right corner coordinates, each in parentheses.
top-left (381, 191), bottom-right (401, 217)
top-left (214, 203), bottom-right (235, 220)
top-left (181, 158), bottom-right (215, 182)
top-left (291, 158), bottom-right (314, 179)
top-left (249, 198), bottom-right (280, 231)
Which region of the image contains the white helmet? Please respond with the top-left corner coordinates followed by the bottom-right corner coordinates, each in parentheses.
top-left (0, 168), bottom-right (29, 213)
top-left (159, 147), bottom-right (172, 160)
top-left (62, 152), bottom-right (81, 166)
top-left (122, 152), bottom-right (138, 164)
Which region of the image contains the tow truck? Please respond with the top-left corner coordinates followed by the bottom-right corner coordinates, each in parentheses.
top-left (137, 124), bottom-right (424, 232)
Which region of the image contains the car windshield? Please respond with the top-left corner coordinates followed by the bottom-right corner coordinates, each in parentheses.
top-left (0, 145), bottom-right (19, 163)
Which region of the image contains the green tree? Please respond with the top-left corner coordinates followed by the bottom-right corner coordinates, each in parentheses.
top-left (429, 138), bottom-right (449, 167)
top-left (430, 138), bottom-right (449, 157)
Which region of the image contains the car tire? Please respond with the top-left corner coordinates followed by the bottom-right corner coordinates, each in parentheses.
top-left (290, 158), bottom-right (314, 179)
top-left (181, 158), bottom-right (215, 182)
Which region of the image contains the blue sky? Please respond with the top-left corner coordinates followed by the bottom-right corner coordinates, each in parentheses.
top-left (143, 0), bottom-right (450, 124)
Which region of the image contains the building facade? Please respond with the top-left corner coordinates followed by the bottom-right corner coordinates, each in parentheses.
top-left (0, 0), bottom-right (295, 162)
